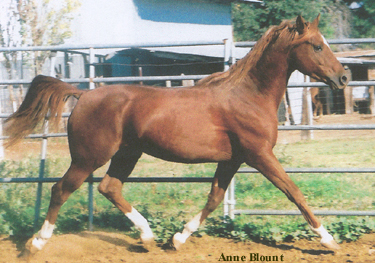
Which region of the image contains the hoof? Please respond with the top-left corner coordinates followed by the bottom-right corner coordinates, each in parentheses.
top-left (141, 238), bottom-right (156, 252)
top-left (172, 233), bottom-right (185, 251)
top-left (161, 240), bottom-right (177, 252)
top-left (21, 236), bottom-right (41, 261)
top-left (18, 246), bottom-right (33, 262)
top-left (321, 239), bottom-right (341, 250)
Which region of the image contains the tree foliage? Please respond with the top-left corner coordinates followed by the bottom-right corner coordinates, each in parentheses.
top-left (17, 0), bottom-right (81, 47)
top-left (343, 0), bottom-right (375, 38)
top-left (232, 0), bottom-right (327, 42)
top-left (0, 0), bottom-right (81, 75)
top-left (231, 0), bottom-right (373, 42)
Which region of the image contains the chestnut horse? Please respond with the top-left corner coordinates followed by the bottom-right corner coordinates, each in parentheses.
top-left (311, 87), bottom-right (324, 118)
top-left (5, 15), bottom-right (347, 253)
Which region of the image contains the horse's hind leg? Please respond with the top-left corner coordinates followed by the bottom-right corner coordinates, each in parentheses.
top-left (30, 163), bottom-right (93, 251)
top-left (98, 147), bottom-right (154, 244)
top-left (172, 160), bottom-right (241, 250)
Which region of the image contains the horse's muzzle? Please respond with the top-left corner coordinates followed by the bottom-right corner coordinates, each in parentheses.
top-left (339, 74), bottom-right (348, 87)
top-left (328, 73), bottom-right (348, 90)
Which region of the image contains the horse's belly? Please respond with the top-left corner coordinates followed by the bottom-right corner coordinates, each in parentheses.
top-left (140, 132), bottom-right (233, 163)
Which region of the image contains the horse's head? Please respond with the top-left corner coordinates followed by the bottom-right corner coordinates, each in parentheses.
top-left (289, 14), bottom-right (348, 90)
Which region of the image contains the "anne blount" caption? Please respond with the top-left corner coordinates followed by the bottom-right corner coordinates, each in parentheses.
top-left (218, 253), bottom-right (285, 262)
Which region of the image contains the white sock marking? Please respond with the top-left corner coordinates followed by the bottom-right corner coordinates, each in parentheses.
top-left (125, 207), bottom-right (154, 241)
top-left (310, 224), bottom-right (334, 244)
top-left (173, 212), bottom-right (202, 245)
top-left (31, 220), bottom-right (55, 250)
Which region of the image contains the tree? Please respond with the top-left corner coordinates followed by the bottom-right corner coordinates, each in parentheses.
top-left (0, 0), bottom-right (22, 80)
top-left (18, 0), bottom-right (81, 75)
top-left (0, 0), bottom-right (81, 76)
top-left (232, 0), bottom-right (351, 42)
top-left (343, 0), bottom-right (375, 38)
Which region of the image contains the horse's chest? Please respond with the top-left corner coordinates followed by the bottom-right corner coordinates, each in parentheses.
top-left (227, 110), bottom-right (279, 150)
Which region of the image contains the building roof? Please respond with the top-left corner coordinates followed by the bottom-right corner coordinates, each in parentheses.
top-left (335, 50), bottom-right (375, 65)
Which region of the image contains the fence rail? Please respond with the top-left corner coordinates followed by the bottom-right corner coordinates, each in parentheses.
top-left (1, 123), bottom-right (375, 141)
top-left (233, 210), bottom-right (375, 216)
top-left (2, 76), bottom-right (375, 87)
top-left (1, 39), bottom-right (375, 231)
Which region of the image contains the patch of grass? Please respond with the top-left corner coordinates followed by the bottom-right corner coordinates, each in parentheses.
top-left (273, 138), bottom-right (375, 168)
top-left (201, 215), bottom-right (375, 244)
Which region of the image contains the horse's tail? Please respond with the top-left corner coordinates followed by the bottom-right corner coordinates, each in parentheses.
top-left (4, 75), bottom-right (86, 147)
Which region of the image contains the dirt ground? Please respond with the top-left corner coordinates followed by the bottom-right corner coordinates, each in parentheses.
top-left (0, 232), bottom-right (374, 263)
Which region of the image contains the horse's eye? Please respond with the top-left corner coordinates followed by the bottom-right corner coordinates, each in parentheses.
top-left (314, 45), bottom-right (322, 52)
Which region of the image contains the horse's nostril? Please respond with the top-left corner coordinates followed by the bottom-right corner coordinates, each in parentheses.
top-left (340, 75), bottom-right (348, 85)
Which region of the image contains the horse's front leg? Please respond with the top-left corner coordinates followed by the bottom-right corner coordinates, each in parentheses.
top-left (246, 146), bottom-right (340, 250)
top-left (172, 160), bottom-right (241, 250)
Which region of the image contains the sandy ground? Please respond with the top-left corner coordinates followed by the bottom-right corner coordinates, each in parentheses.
top-left (0, 232), bottom-right (374, 263)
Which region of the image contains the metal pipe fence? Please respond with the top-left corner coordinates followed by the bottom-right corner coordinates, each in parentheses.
top-left (0, 39), bottom-right (375, 231)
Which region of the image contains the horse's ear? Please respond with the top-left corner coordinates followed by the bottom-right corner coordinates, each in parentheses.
top-left (311, 14), bottom-right (321, 28)
top-left (296, 15), bottom-right (307, 35)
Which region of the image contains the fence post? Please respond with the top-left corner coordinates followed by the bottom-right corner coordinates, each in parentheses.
top-left (33, 121), bottom-right (49, 231)
top-left (88, 47), bottom-right (96, 231)
top-left (223, 39), bottom-right (231, 71)
top-left (369, 86), bottom-right (375, 116)
top-left (223, 188), bottom-right (229, 218)
top-left (33, 52), bottom-right (57, 231)
top-left (229, 177), bottom-right (235, 219)
top-left (301, 88), bottom-right (314, 140)
top-left (223, 177), bottom-right (236, 220)
top-left (89, 48), bottom-right (95, 90)
top-left (88, 174), bottom-right (94, 231)
top-left (223, 38), bottom-right (234, 220)
top-left (301, 76), bottom-right (314, 140)
top-left (0, 89), bottom-right (4, 160)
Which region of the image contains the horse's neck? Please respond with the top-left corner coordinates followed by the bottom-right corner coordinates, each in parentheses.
top-left (246, 49), bottom-right (292, 110)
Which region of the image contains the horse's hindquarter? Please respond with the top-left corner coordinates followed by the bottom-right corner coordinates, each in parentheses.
top-left (131, 87), bottom-right (233, 163)
top-left (67, 86), bottom-right (137, 167)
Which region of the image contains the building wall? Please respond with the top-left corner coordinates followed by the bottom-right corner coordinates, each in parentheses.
top-left (67, 0), bottom-right (233, 46)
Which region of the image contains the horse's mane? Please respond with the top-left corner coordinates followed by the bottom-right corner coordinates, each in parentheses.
top-left (197, 20), bottom-right (298, 87)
